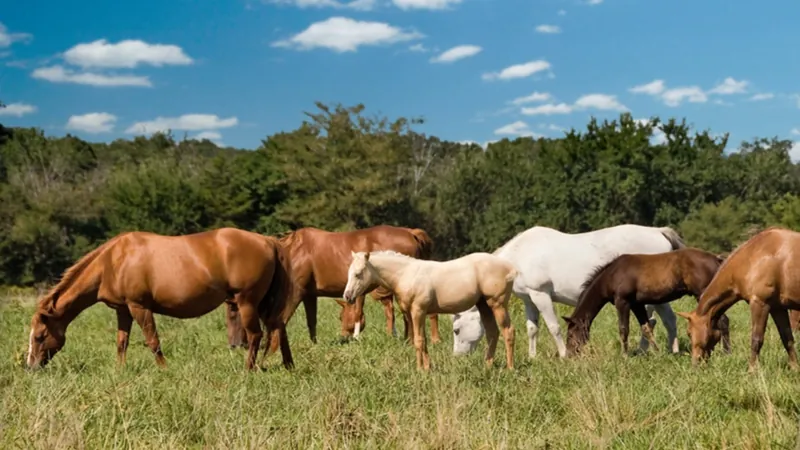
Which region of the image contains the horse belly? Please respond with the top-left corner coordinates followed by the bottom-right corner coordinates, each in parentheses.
top-left (149, 286), bottom-right (229, 319)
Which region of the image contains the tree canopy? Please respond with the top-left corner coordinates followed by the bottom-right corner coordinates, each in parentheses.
top-left (1, 102), bottom-right (797, 286)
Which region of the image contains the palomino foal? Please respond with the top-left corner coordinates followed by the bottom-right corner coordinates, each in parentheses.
top-left (343, 251), bottom-right (517, 371)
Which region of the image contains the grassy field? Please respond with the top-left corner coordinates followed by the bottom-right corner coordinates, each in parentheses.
top-left (2, 293), bottom-right (800, 449)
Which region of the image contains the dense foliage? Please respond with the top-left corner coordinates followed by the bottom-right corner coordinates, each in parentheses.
top-left (1, 101), bottom-right (798, 286)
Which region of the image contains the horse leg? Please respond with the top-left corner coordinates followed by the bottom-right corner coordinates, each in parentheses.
top-left (748, 301), bottom-right (770, 372)
top-left (128, 304), bottom-right (167, 367)
top-left (488, 296), bottom-right (515, 369)
top-left (475, 300), bottom-right (500, 367)
top-left (237, 299), bottom-right (264, 371)
top-left (518, 293), bottom-right (540, 358)
top-left (526, 289), bottom-right (566, 358)
top-left (410, 306), bottom-right (430, 371)
top-left (116, 308), bottom-right (133, 365)
top-left (717, 313), bottom-right (732, 354)
top-left (769, 308), bottom-right (799, 370)
top-left (630, 304), bottom-right (659, 353)
top-left (225, 301), bottom-right (247, 349)
top-left (428, 314), bottom-right (441, 344)
top-left (614, 298), bottom-right (631, 355)
top-left (651, 303), bottom-right (679, 354)
top-left (302, 294), bottom-right (319, 344)
top-left (377, 295), bottom-right (397, 337)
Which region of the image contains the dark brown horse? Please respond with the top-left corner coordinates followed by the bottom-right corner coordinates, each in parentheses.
top-left (680, 227), bottom-right (800, 370)
top-left (226, 225), bottom-right (440, 350)
top-left (564, 247), bottom-right (731, 356)
top-left (26, 228), bottom-right (294, 371)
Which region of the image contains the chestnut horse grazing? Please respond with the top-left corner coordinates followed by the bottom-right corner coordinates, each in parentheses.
top-left (239, 225), bottom-right (439, 356)
top-left (343, 250), bottom-right (517, 371)
top-left (26, 228), bottom-right (294, 371)
top-left (564, 248), bottom-right (731, 356)
top-left (679, 227), bottom-right (800, 371)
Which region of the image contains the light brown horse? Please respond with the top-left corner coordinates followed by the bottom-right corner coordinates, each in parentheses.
top-left (564, 248), bottom-right (731, 356)
top-left (228, 225), bottom-right (440, 351)
top-left (679, 227), bottom-right (800, 371)
top-left (26, 228), bottom-right (294, 371)
top-left (343, 250), bottom-right (517, 371)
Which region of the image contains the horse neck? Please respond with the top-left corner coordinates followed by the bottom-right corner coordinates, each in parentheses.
top-left (571, 281), bottom-right (610, 330)
top-left (696, 275), bottom-right (737, 321)
top-left (368, 254), bottom-right (414, 292)
top-left (46, 266), bottom-right (103, 324)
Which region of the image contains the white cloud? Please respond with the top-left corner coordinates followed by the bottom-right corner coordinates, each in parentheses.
top-left (573, 93), bottom-right (627, 111)
top-left (521, 103), bottom-right (573, 115)
top-left (635, 118), bottom-right (667, 145)
top-left (494, 120), bottom-right (538, 137)
top-left (509, 91), bottom-right (552, 105)
top-left (125, 114), bottom-right (239, 134)
top-left (587, 0), bottom-right (603, 4)
top-left (0, 102), bottom-right (36, 117)
top-left (708, 77), bottom-right (748, 95)
top-left (63, 39), bottom-right (193, 69)
top-left (790, 142), bottom-right (800, 163)
top-left (392, 0), bottom-right (462, 10)
top-left (430, 45), bottom-right (481, 63)
top-left (195, 131), bottom-right (223, 141)
top-left (32, 65), bottom-right (152, 87)
top-left (749, 93), bottom-right (774, 101)
top-left (408, 43), bottom-right (428, 52)
top-left (661, 86), bottom-right (707, 107)
top-left (66, 112), bottom-right (117, 133)
top-left (267, 0), bottom-right (375, 10)
top-left (0, 22), bottom-right (32, 48)
top-left (535, 25), bottom-right (561, 34)
top-left (629, 79), bottom-right (665, 95)
top-left (791, 128), bottom-right (800, 136)
top-left (482, 60), bottom-right (551, 81)
top-left (272, 17), bottom-right (423, 52)
top-left (557, 9), bottom-right (567, 15)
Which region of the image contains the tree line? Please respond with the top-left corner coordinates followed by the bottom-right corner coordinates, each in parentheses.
top-left (1, 101), bottom-right (798, 287)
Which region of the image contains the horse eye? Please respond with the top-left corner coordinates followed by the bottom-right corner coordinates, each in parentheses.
top-left (35, 334), bottom-right (45, 343)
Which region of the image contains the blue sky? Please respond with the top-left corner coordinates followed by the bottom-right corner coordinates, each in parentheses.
top-left (2, 0), bottom-right (800, 156)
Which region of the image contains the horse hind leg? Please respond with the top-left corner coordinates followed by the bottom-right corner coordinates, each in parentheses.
top-left (614, 298), bottom-right (631, 355)
top-left (225, 301), bottom-right (247, 349)
top-left (475, 300), bottom-right (501, 367)
top-left (631, 304), bottom-right (660, 353)
top-left (116, 308), bottom-right (133, 365)
top-left (526, 289), bottom-right (567, 358)
top-left (769, 308), bottom-right (799, 370)
top-left (487, 294), bottom-right (515, 369)
top-left (519, 293), bottom-right (540, 358)
top-left (410, 306), bottom-right (430, 371)
top-left (236, 295), bottom-right (264, 371)
top-left (128, 304), bottom-right (167, 367)
top-left (651, 303), bottom-right (679, 354)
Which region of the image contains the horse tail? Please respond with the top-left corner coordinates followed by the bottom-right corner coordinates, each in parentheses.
top-left (409, 228), bottom-right (434, 260)
top-left (659, 227), bottom-right (686, 250)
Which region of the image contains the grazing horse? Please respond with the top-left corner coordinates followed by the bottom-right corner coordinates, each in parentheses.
top-left (564, 248), bottom-right (731, 356)
top-left (679, 227), bottom-right (800, 371)
top-left (26, 228), bottom-right (295, 371)
top-left (343, 251), bottom-right (517, 371)
top-left (452, 224), bottom-right (687, 358)
top-left (241, 225), bottom-right (440, 354)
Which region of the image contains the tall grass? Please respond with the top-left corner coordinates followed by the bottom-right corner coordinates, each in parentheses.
top-left (1, 295), bottom-right (799, 449)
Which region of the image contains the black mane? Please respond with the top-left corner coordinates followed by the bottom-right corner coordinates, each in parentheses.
top-left (579, 254), bottom-right (622, 294)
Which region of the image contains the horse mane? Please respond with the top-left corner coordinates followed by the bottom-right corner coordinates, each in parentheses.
top-left (712, 226), bottom-right (783, 275)
top-left (38, 234), bottom-right (123, 313)
top-left (579, 254), bottom-right (621, 293)
top-left (277, 229), bottom-right (299, 247)
top-left (368, 249), bottom-right (415, 260)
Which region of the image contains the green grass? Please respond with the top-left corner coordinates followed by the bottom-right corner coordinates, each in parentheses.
top-left (2, 294), bottom-right (800, 449)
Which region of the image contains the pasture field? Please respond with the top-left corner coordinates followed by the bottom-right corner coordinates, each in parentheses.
top-left (2, 293), bottom-right (800, 449)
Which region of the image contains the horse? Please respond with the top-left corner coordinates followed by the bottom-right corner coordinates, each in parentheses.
top-left (679, 227), bottom-right (800, 371)
top-left (26, 228), bottom-right (295, 371)
top-left (451, 224), bottom-right (687, 358)
top-left (343, 250), bottom-right (517, 371)
top-left (237, 225), bottom-right (440, 355)
top-left (563, 247), bottom-right (731, 356)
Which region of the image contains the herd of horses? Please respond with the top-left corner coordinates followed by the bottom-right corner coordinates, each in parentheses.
top-left (23, 223), bottom-right (800, 373)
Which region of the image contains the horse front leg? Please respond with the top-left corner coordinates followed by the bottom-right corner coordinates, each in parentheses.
top-left (225, 301), bottom-right (247, 348)
top-left (476, 300), bottom-right (500, 367)
top-left (237, 300), bottom-right (263, 371)
top-left (770, 308), bottom-right (798, 371)
top-left (717, 313), bottom-right (732, 354)
top-left (748, 301), bottom-right (770, 372)
top-left (128, 304), bottom-right (167, 367)
top-left (116, 307), bottom-right (133, 365)
top-left (302, 294), bottom-right (319, 344)
top-left (410, 306), bottom-right (430, 371)
top-left (652, 303), bottom-right (679, 354)
top-left (631, 303), bottom-right (659, 353)
top-left (614, 298), bottom-right (631, 355)
top-left (428, 313), bottom-right (441, 344)
top-left (526, 289), bottom-right (566, 358)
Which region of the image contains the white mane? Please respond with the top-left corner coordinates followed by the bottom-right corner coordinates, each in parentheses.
top-left (366, 250), bottom-right (416, 260)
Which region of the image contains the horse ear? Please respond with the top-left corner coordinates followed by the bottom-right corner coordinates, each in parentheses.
top-left (335, 299), bottom-right (347, 308)
top-left (676, 311), bottom-right (692, 321)
top-left (351, 251), bottom-right (356, 259)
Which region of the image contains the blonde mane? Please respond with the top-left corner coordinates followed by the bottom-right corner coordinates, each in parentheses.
top-left (366, 250), bottom-right (415, 260)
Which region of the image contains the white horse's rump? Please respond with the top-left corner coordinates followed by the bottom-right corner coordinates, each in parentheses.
top-left (451, 224), bottom-right (685, 357)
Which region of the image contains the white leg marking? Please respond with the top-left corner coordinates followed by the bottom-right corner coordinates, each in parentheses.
top-left (520, 294), bottom-right (540, 358)
top-left (27, 328), bottom-right (35, 367)
top-left (354, 322), bottom-right (361, 339)
top-left (653, 303), bottom-right (679, 353)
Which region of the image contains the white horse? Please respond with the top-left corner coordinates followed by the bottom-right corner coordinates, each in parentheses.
top-left (451, 224), bottom-right (685, 358)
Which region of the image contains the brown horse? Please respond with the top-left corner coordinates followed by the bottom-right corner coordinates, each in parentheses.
top-left (227, 225), bottom-right (441, 351)
top-left (679, 227), bottom-right (800, 371)
top-left (26, 228), bottom-right (294, 371)
top-left (564, 248), bottom-right (731, 356)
